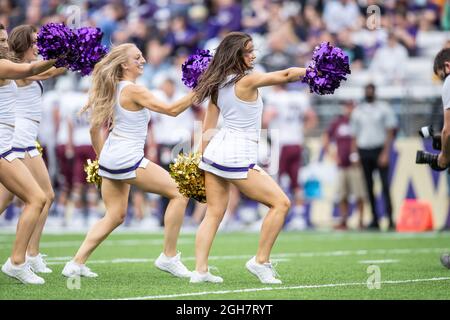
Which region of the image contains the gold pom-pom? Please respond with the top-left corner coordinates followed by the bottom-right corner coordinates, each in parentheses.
top-left (169, 152), bottom-right (206, 203)
top-left (84, 159), bottom-right (102, 189)
top-left (35, 140), bottom-right (43, 156)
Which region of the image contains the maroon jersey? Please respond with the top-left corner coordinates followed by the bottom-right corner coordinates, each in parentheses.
top-left (327, 115), bottom-right (353, 168)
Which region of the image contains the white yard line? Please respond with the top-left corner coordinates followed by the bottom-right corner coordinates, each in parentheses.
top-left (114, 277), bottom-right (450, 300)
top-left (358, 259), bottom-right (399, 264)
top-left (35, 238), bottom-right (193, 248)
top-left (44, 247), bottom-right (449, 265)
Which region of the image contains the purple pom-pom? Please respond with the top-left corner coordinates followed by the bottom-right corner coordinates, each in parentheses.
top-left (302, 42), bottom-right (351, 95)
top-left (37, 23), bottom-right (108, 76)
top-left (37, 23), bottom-right (76, 68)
top-left (69, 27), bottom-right (108, 76)
top-left (181, 49), bottom-right (213, 89)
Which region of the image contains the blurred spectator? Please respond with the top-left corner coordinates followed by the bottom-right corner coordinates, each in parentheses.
top-left (165, 14), bottom-right (198, 53)
top-left (370, 32), bottom-right (408, 85)
top-left (337, 28), bottom-right (365, 70)
top-left (242, 0), bottom-right (269, 35)
top-left (350, 84), bottom-right (398, 230)
top-left (323, 100), bottom-right (366, 230)
top-left (260, 34), bottom-right (296, 72)
top-left (323, 0), bottom-right (361, 33)
top-left (53, 76), bottom-right (75, 222)
top-left (206, 0), bottom-right (242, 39)
top-left (139, 38), bottom-right (171, 89)
top-left (393, 12), bottom-right (418, 56)
top-left (149, 76), bottom-right (197, 223)
top-left (66, 78), bottom-right (100, 228)
top-left (264, 85), bottom-right (317, 216)
top-left (92, 3), bottom-right (123, 48)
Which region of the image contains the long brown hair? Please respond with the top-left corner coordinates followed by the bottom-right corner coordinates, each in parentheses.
top-left (194, 32), bottom-right (253, 105)
top-left (8, 25), bottom-right (37, 61)
top-left (80, 43), bottom-right (136, 128)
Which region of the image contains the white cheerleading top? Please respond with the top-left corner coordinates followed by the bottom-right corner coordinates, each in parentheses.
top-left (98, 80), bottom-right (151, 178)
top-left (15, 81), bottom-right (43, 122)
top-left (199, 74), bottom-right (264, 179)
top-left (0, 80), bottom-right (17, 126)
top-left (109, 81), bottom-right (150, 143)
top-left (217, 75), bottom-right (263, 139)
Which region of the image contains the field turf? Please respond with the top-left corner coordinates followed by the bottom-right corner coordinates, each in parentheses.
top-left (0, 231), bottom-right (449, 300)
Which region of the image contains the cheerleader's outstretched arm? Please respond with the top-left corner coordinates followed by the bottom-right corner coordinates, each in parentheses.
top-left (127, 84), bottom-right (196, 117)
top-left (26, 67), bottom-right (66, 81)
top-left (201, 100), bottom-right (220, 154)
top-left (0, 58), bottom-right (56, 79)
top-left (240, 68), bottom-right (307, 89)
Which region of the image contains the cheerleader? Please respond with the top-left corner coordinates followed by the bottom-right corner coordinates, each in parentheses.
top-left (62, 43), bottom-right (196, 278)
top-left (0, 29), bottom-right (57, 284)
top-left (192, 32), bottom-right (306, 284)
top-left (0, 25), bottom-right (65, 274)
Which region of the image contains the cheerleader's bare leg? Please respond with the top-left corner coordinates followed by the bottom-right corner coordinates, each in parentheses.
top-left (194, 172), bottom-right (230, 273)
top-left (0, 158), bottom-right (46, 265)
top-left (22, 153), bottom-right (55, 256)
top-left (0, 181), bottom-right (14, 214)
top-left (73, 178), bottom-right (130, 264)
top-left (230, 168), bottom-right (291, 264)
top-left (127, 161), bottom-right (188, 257)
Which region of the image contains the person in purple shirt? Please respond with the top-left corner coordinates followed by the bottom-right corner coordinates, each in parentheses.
top-left (165, 14), bottom-right (199, 53)
top-left (206, 0), bottom-right (242, 40)
top-left (323, 100), bottom-right (366, 230)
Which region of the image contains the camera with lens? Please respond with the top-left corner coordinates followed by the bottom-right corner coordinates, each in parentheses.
top-left (416, 125), bottom-right (447, 171)
top-left (418, 125), bottom-right (441, 150)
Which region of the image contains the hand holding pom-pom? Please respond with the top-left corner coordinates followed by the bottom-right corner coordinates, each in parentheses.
top-left (302, 42), bottom-right (351, 95)
top-left (84, 159), bottom-right (102, 189)
top-left (169, 152), bottom-right (206, 203)
top-left (181, 49), bottom-right (213, 89)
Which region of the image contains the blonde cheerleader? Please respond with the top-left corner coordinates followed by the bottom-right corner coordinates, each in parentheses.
top-left (62, 43), bottom-right (196, 278)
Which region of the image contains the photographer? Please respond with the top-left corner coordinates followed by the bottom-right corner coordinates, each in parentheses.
top-left (433, 48), bottom-right (450, 170)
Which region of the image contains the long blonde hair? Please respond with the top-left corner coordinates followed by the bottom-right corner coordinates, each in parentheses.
top-left (81, 43), bottom-right (136, 128)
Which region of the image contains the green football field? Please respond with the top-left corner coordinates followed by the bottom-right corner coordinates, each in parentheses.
top-left (0, 231), bottom-right (449, 300)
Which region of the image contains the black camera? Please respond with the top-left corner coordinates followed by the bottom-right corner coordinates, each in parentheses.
top-left (415, 150), bottom-right (446, 171)
top-left (416, 125), bottom-right (447, 171)
top-left (418, 125), bottom-right (441, 150)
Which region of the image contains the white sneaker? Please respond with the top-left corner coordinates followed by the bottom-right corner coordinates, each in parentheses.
top-left (190, 270), bottom-right (223, 283)
top-left (154, 252), bottom-right (192, 278)
top-left (245, 256), bottom-right (282, 284)
top-left (27, 253), bottom-right (52, 273)
top-left (61, 260), bottom-right (98, 278)
top-left (1, 258), bottom-right (45, 285)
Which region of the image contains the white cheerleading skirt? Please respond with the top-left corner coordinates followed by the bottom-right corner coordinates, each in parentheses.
top-left (0, 123), bottom-right (18, 162)
top-left (98, 132), bottom-right (149, 180)
top-left (199, 127), bottom-right (262, 179)
top-left (12, 118), bottom-right (40, 158)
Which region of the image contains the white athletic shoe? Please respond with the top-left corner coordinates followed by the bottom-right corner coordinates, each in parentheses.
top-left (154, 252), bottom-right (191, 278)
top-left (190, 270), bottom-right (223, 283)
top-left (27, 253), bottom-right (52, 273)
top-left (61, 260), bottom-right (98, 278)
top-left (245, 256), bottom-right (282, 284)
top-left (1, 258), bottom-right (45, 285)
